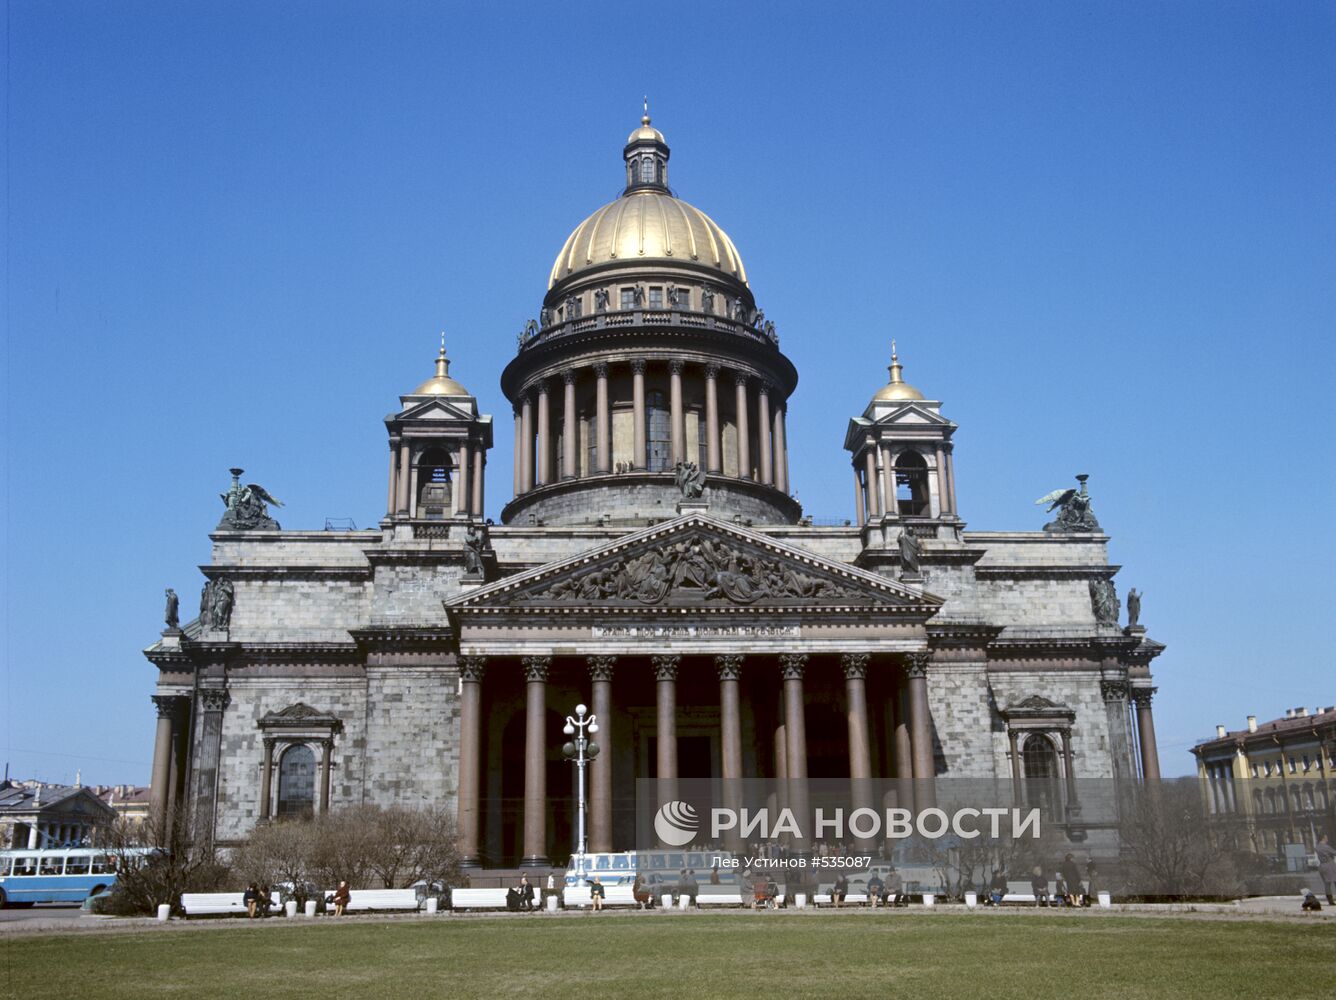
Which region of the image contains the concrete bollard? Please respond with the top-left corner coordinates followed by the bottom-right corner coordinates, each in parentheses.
top-left (923, 893), bottom-right (936, 907)
top-left (964, 892), bottom-right (978, 908)
top-left (678, 896), bottom-right (690, 911)
top-left (660, 893), bottom-right (673, 910)
top-left (304, 900), bottom-right (317, 918)
top-left (1097, 891), bottom-right (1111, 908)
top-left (794, 893), bottom-right (807, 909)
top-left (545, 894), bottom-right (558, 912)
top-left (156, 904), bottom-right (170, 922)
top-left (285, 900), bottom-right (298, 918)
top-left (426, 898), bottom-right (438, 915)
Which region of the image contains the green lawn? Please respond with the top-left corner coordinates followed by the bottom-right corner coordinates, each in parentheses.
top-left (7, 912), bottom-right (1335, 1000)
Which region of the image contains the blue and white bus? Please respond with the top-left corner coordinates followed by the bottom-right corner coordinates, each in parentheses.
top-left (0, 848), bottom-right (156, 907)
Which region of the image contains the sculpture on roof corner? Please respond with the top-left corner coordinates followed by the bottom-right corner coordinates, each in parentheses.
top-left (674, 461), bottom-right (707, 500)
top-left (1035, 474), bottom-right (1101, 533)
top-left (1126, 588), bottom-right (1142, 628)
top-left (217, 468), bottom-right (284, 531)
top-left (163, 588), bottom-right (179, 630)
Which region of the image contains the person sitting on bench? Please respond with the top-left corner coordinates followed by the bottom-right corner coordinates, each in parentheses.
top-left (987, 869), bottom-right (1008, 906)
top-left (885, 868), bottom-right (905, 907)
top-left (1030, 866), bottom-right (1050, 907)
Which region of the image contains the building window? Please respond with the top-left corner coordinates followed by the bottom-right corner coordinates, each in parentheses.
top-left (1288, 756), bottom-right (1297, 774)
top-left (1250, 763), bottom-right (1259, 778)
top-left (278, 744), bottom-right (316, 819)
top-left (639, 156), bottom-right (658, 184)
top-left (620, 288), bottom-right (636, 310)
top-left (1021, 734), bottom-right (1061, 814)
top-left (417, 447), bottom-right (452, 519)
top-left (646, 389), bottom-right (670, 472)
top-left (648, 287), bottom-right (664, 309)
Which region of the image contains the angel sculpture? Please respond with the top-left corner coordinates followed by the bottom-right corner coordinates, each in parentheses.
top-left (1035, 474), bottom-right (1101, 533)
top-left (674, 461), bottom-right (707, 500)
top-left (217, 468), bottom-right (284, 530)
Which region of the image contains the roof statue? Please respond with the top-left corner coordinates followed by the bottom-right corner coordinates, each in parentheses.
top-left (1035, 473), bottom-right (1101, 533)
top-left (218, 467), bottom-right (283, 531)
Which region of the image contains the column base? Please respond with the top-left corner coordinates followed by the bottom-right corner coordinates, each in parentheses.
top-left (520, 855), bottom-right (551, 868)
top-left (459, 855), bottom-right (483, 869)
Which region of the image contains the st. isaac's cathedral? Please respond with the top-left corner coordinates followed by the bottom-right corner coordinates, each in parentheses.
top-left (144, 114), bottom-right (1165, 865)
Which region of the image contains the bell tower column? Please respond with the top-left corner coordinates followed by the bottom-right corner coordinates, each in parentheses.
top-left (704, 364), bottom-right (721, 473)
top-left (734, 374), bottom-right (751, 479)
top-left (594, 363), bottom-right (611, 474)
top-left (632, 360), bottom-right (647, 470)
top-left (757, 383), bottom-right (773, 485)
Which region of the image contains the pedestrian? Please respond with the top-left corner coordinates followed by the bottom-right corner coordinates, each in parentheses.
top-left (683, 869), bottom-right (700, 908)
top-left (832, 872), bottom-right (848, 908)
top-left (331, 880), bottom-right (351, 917)
top-left (590, 875), bottom-right (606, 911)
top-left (1317, 834), bottom-right (1336, 906)
top-left (1060, 854), bottom-right (1084, 907)
top-left (1301, 889), bottom-right (1323, 912)
top-left (244, 882), bottom-right (260, 919)
top-left (866, 871), bottom-right (884, 908)
top-left (1030, 866), bottom-right (1049, 907)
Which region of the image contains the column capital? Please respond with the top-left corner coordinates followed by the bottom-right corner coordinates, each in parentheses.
top-left (459, 656), bottom-right (487, 682)
top-left (320, 737), bottom-right (335, 752)
top-left (198, 688), bottom-right (230, 712)
top-left (593, 361), bottom-right (609, 378)
top-left (651, 654), bottom-right (680, 682)
top-left (521, 656), bottom-right (551, 683)
top-left (262, 736), bottom-right (278, 751)
top-left (1100, 679), bottom-right (1128, 703)
top-left (630, 359), bottom-right (647, 375)
top-left (1130, 686), bottom-right (1157, 709)
top-left (733, 371), bottom-right (750, 388)
top-left (905, 652), bottom-right (931, 679)
top-left (669, 358), bottom-right (684, 376)
top-left (757, 380), bottom-right (771, 398)
top-left (587, 656), bottom-right (616, 682)
top-left (714, 654), bottom-right (744, 681)
top-left (151, 694), bottom-right (184, 718)
top-left (840, 653), bottom-right (870, 680)
top-left (562, 369), bottom-right (577, 386)
top-left (779, 653), bottom-right (807, 681)
top-left (535, 378), bottom-right (550, 395)
top-left (704, 363), bottom-right (720, 380)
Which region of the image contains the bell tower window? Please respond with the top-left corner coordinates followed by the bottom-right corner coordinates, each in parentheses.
top-left (895, 451), bottom-right (930, 516)
top-left (417, 446), bottom-right (452, 519)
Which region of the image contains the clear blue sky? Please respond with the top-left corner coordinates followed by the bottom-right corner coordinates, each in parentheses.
top-left (4, 1), bottom-right (1333, 784)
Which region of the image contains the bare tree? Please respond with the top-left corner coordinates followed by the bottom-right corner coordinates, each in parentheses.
top-left (100, 803), bottom-right (231, 915)
top-left (231, 817), bottom-right (320, 908)
top-left (1118, 779), bottom-right (1247, 899)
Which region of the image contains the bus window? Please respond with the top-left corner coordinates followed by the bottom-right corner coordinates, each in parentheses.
top-left (13, 856), bottom-right (37, 876)
top-left (66, 854), bottom-right (92, 875)
top-left (0, 856), bottom-right (9, 876)
top-left (91, 855), bottom-right (114, 875)
top-left (40, 855), bottom-right (63, 876)
top-left (612, 856), bottom-right (629, 870)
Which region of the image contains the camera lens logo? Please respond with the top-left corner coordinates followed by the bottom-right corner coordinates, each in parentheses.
top-left (653, 800), bottom-right (699, 847)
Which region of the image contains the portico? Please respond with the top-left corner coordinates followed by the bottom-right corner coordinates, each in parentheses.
top-left (446, 513), bottom-right (942, 866)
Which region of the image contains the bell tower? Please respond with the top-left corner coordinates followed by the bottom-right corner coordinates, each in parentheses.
top-left (384, 337), bottom-right (492, 523)
top-left (844, 342), bottom-right (959, 537)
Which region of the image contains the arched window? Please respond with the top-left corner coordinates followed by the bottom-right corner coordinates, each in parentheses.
top-left (277, 744), bottom-right (316, 819)
top-left (646, 389), bottom-right (670, 472)
top-left (417, 447), bottom-right (452, 519)
top-left (1022, 734), bottom-right (1061, 814)
top-left (894, 451), bottom-right (931, 516)
top-left (639, 155), bottom-right (658, 184)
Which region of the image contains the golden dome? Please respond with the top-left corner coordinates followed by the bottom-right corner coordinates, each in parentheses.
top-left (549, 192), bottom-right (748, 289)
top-left (412, 342), bottom-right (470, 396)
top-left (627, 115), bottom-right (665, 145)
top-left (872, 341), bottom-right (925, 402)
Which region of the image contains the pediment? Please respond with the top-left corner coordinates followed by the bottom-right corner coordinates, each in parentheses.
top-left (1000, 694), bottom-right (1074, 719)
top-left (258, 702), bottom-right (341, 728)
top-left (391, 396), bottom-right (478, 423)
top-left (874, 403), bottom-right (954, 428)
top-left (450, 514), bottom-right (942, 614)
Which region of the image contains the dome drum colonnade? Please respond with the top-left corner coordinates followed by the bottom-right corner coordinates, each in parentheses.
top-left (499, 113), bottom-right (800, 528)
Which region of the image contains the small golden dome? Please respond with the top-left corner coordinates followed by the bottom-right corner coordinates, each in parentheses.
top-left (412, 340), bottom-right (470, 396)
top-left (872, 341), bottom-right (925, 402)
top-left (549, 193), bottom-right (747, 289)
top-left (627, 117), bottom-right (665, 145)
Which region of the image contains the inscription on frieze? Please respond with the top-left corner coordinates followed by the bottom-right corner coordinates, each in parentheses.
top-left (591, 625), bottom-right (801, 639)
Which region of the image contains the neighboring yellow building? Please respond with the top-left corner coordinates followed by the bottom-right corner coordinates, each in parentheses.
top-left (1192, 706), bottom-right (1335, 861)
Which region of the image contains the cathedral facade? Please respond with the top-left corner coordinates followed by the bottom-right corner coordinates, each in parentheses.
top-left (145, 116), bottom-right (1165, 865)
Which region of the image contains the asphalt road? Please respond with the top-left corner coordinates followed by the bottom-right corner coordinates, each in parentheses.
top-left (0, 903), bottom-right (86, 923)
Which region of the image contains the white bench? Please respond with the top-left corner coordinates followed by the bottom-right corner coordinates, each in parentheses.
top-left (813, 892), bottom-right (871, 906)
top-left (182, 892), bottom-right (250, 917)
top-left (450, 887), bottom-right (512, 911)
top-left (696, 890), bottom-right (745, 906)
top-left (563, 884), bottom-right (639, 908)
top-left (341, 888), bottom-right (420, 912)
